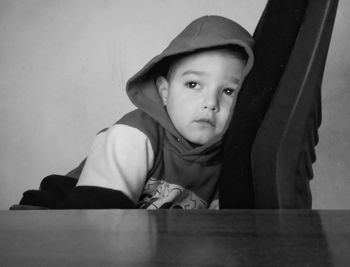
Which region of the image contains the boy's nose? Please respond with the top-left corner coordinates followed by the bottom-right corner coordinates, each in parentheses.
top-left (202, 93), bottom-right (219, 112)
top-left (203, 104), bottom-right (218, 112)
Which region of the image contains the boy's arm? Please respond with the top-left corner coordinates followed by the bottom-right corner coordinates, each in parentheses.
top-left (63, 124), bottom-right (154, 209)
top-left (63, 186), bottom-right (136, 209)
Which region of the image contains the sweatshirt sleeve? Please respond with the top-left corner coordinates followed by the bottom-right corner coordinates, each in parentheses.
top-left (76, 124), bottom-right (154, 204)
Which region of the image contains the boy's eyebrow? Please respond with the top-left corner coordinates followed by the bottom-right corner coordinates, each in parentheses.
top-left (181, 70), bottom-right (241, 84)
top-left (181, 70), bottom-right (206, 76)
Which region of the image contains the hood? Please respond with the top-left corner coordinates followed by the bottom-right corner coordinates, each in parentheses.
top-left (126, 15), bottom-right (254, 154)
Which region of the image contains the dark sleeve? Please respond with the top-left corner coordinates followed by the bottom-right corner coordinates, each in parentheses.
top-left (63, 186), bottom-right (135, 209)
top-left (19, 174), bottom-right (135, 209)
top-left (19, 175), bottom-right (78, 209)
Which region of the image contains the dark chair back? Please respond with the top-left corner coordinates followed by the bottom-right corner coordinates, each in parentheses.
top-left (219, 0), bottom-right (338, 209)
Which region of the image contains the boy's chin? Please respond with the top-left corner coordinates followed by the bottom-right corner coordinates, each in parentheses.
top-left (186, 134), bottom-right (221, 147)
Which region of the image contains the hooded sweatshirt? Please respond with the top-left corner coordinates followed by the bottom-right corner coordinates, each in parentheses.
top-left (74, 15), bottom-right (254, 209)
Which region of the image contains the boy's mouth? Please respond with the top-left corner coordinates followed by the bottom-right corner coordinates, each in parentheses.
top-left (194, 118), bottom-right (216, 127)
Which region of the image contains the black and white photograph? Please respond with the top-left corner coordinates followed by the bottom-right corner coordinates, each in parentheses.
top-left (0, 0), bottom-right (349, 265)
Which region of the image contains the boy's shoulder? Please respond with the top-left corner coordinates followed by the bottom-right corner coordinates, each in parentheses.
top-left (117, 109), bottom-right (158, 128)
top-left (116, 109), bottom-right (164, 147)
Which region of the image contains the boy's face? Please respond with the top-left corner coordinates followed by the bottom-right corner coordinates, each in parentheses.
top-left (157, 49), bottom-right (246, 145)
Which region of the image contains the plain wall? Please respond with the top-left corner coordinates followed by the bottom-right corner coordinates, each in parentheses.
top-left (311, 0), bottom-right (350, 209)
top-left (0, 0), bottom-right (348, 210)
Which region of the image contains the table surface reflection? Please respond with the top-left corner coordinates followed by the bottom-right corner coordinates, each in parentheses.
top-left (1, 209), bottom-right (350, 266)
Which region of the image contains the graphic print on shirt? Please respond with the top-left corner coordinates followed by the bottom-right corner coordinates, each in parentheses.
top-left (137, 177), bottom-right (208, 209)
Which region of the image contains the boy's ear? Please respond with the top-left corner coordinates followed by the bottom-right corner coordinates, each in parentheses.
top-left (156, 76), bottom-right (169, 106)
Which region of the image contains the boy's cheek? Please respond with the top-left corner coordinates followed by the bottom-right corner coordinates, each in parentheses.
top-left (219, 109), bottom-right (234, 133)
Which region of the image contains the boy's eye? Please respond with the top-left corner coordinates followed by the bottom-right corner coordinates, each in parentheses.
top-left (185, 81), bottom-right (200, 89)
top-left (222, 88), bottom-right (236, 96)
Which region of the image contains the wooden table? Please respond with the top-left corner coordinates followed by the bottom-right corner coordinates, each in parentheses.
top-left (1, 210), bottom-right (349, 266)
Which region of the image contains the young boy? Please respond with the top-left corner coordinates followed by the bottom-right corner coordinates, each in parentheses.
top-left (20, 15), bottom-right (254, 209)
